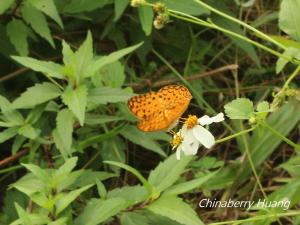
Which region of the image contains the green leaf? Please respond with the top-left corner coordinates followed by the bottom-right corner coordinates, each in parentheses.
top-left (74, 198), bottom-right (127, 225)
top-left (148, 154), bottom-right (193, 192)
top-left (15, 203), bottom-right (33, 225)
top-left (239, 101), bottom-right (300, 181)
top-left (276, 47), bottom-right (300, 73)
top-left (62, 0), bottom-right (111, 13)
top-left (138, 6), bottom-right (153, 36)
top-left (163, 171), bottom-right (218, 196)
top-left (22, 164), bottom-right (52, 185)
top-left (120, 125), bottom-right (166, 157)
top-left (147, 196), bottom-right (204, 225)
top-left (61, 85), bottom-right (87, 126)
top-left (256, 101), bottom-right (270, 112)
top-left (114, 0), bottom-right (129, 21)
top-left (77, 123), bottom-right (127, 150)
top-left (56, 108), bottom-right (74, 156)
top-left (97, 61), bottom-right (125, 88)
top-left (30, 192), bottom-right (53, 211)
top-left (279, 0), bottom-right (300, 42)
top-left (28, 0), bottom-right (63, 28)
top-left (104, 161), bottom-right (153, 194)
top-left (11, 56), bottom-right (64, 79)
top-left (54, 157), bottom-right (78, 184)
top-left (96, 179), bottom-right (107, 199)
top-left (0, 0), bottom-right (15, 15)
top-left (85, 114), bottom-right (123, 125)
top-left (88, 87), bottom-right (134, 105)
top-left (107, 185), bottom-right (148, 207)
top-left (12, 82), bottom-right (62, 109)
top-left (90, 42), bottom-right (143, 75)
top-left (0, 127), bottom-right (18, 144)
top-left (120, 212), bottom-right (149, 225)
top-left (224, 98), bottom-right (254, 119)
top-left (6, 19), bottom-right (29, 56)
top-left (55, 184), bottom-right (93, 215)
top-left (21, 3), bottom-right (54, 47)
top-left (18, 124), bottom-right (39, 139)
top-left (74, 31), bottom-right (94, 81)
top-left (48, 218), bottom-right (68, 225)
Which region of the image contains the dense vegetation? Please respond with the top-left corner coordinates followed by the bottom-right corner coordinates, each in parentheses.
top-left (1, 0), bottom-right (300, 224)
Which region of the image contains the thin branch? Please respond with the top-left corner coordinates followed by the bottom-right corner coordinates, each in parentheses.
top-left (0, 148), bottom-right (29, 168)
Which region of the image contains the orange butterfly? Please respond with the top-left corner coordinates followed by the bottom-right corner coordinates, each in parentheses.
top-left (128, 85), bottom-right (192, 132)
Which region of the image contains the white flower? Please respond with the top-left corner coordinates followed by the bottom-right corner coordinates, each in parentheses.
top-left (171, 113), bottom-right (224, 160)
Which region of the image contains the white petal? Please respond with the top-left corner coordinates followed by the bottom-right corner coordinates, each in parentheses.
top-left (192, 126), bottom-right (215, 148)
top-left (198, 113), bottom-right (224, 126)
top-left (182, 128), bottom-right (197, 144)
top-left (181, 142), bottom-right (199, 156)
top-left (176, 145), bottom-right (182, 160)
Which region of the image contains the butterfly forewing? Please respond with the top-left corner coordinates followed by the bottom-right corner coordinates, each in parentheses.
top-left (128, 85), bottom-right (192, 132)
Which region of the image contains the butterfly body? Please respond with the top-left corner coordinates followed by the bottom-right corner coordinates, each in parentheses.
top-left (128, 85), bottom-right (192, 132)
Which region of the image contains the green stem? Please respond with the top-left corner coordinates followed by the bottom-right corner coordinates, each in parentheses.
top-left (168, 12), bottom-right (291, 61)
top-left (215, 127), bottom-right (256, 144)
top-left (0, 165), bottom-right (23, 174)
top-left (283, 66), bottom-right (300, 89)
top-left (262, 122), bottom-right (300, 152)
top-left (193, 0), bottom-right (287, 50)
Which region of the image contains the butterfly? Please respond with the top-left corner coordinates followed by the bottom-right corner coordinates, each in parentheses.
top-left (127, 85), bottom-right (192, 132)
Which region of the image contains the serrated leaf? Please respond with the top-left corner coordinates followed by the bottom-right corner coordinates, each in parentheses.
top-left (0, 127), bottom-right (18, 144)
top-left (18, 124), bottom-right (40, 139)
top-left (6, 19), bottom-right (29, 56)
top-left (147, 196), bottom-right (204, 225)
top-left (12, 56), bottom-right (64, 79)
top-left (97, 61), bottom-right (125, 88)
top-left (224, 98), bottom-right (254, 119)
top-left (138, 6), bottom-right (153, 36)
top-left (15, 203), bottom-right (33, 225)
top-left (22, 164), bottom-right (52, 185)
top-left (54, 157), bottom-right (78, 184)
top-left (148, 154), bottom-right (193, 192)
top-left (28, 0), bottom-right (63, 28)
top-left (21, 3), bottom-right (54, 47)
top-left (75, 31), bottom-right (94, 81)
top-left (114, 0), bottom-right (129, 21)
top-left (279, 0), bottom-right (300, 42)
top-left (56, 108), bottom-right (74, 156)
top-left (55, 184), bottom-right (93, 215)
top-left (74, 198), bottom-right (127, 225)
top-left (12, 82), bottom-right (62, 109)
top-left (88, 87), bottom-right (134, 105)
top-left (120, 125), bottom-right (166, 157)
top-left (256, 101), bottom-right (270, 112)
top-left (0, 0), bottom-right (15, 15)
top-left (90, 42), bottom-right (143, 75)
top-left (61, 85), bottom-right (87, 126)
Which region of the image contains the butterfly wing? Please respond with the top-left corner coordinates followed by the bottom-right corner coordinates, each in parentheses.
top-left (159, 85), bottom-right (192, 124)
top-left (128, 85), bottom-right (192, 132)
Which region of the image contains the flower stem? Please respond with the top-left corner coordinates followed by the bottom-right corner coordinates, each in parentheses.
top-left (215, 127), bottom-right (255, 144)
top-left (283, 65), bottom-right (300, 89)
top-left (193, 0), bottom-right (287, 50)
top-left (261, 122), bottom-right (300, 152)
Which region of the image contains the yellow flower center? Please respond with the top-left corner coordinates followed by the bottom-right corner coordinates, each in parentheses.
top-left (170, 134), bottom-right (183, 148)
top-left (185, 115), bottom-right (198, 129)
